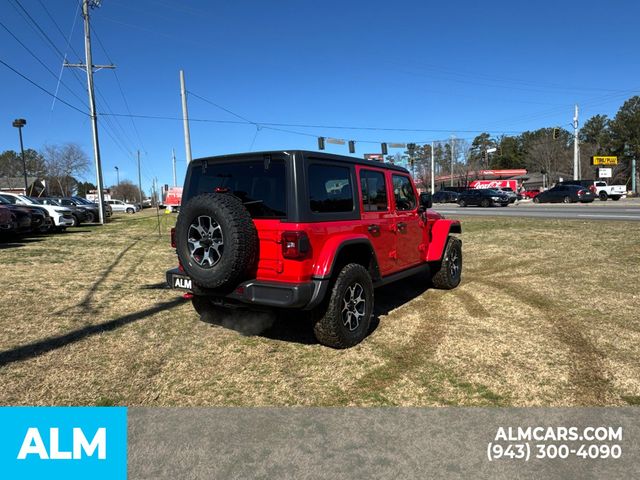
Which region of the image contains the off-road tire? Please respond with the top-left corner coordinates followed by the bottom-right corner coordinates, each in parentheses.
top-left (599, 191), bottom-right (608, 201)
top-left (176, 193), bottom-right (258, 290)
top-left (431, 236), bottom-right (462, 290)
top-left (313, 263), bottom-right (374, 349)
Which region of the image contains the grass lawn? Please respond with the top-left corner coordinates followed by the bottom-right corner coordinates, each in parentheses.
top-left (1, 210), bottom-right (639, 407)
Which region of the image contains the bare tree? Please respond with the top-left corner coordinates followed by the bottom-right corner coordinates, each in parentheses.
top-left (41, 143), bottom-right (90, 196)
top-left (111, 180), bottom-right (142, 204)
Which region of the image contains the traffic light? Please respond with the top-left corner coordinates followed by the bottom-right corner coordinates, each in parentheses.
top-left (407, 143), bottom-right (416, 155)
top-left (552, 128), bottom-right (559, 140)
top-left (348, 140), bottom-right (355, 154)
top-left (381, 142), bottom-right (388, 155)
top-left (318, 137), bottom-right (325, 150)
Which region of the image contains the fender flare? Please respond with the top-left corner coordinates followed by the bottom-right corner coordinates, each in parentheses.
top-left (312, 235), bottom-right (379, 279)
top-left (426, 219), bottom-right (462, 262)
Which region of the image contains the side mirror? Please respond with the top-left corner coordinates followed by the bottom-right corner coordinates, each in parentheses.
top-left (419, 192), bottom-right (432, 210)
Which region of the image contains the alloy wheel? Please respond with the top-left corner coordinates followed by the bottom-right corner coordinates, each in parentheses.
top-left (341, 282), bottom-right (366, 331)
top-left (187, 215), bottom-right (224, 268)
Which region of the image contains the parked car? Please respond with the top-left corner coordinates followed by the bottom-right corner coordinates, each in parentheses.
top-left (457, 189), bottom-right (510, 207)
top-left (533, 184), bottom-right (595, 203)
top-left (520, 189), bottom-right (541, 199)
top-left (0, 205), bottom-right (15, 232)
top-left (106, 199), bottom-right (137, 214)
top-left (73, 196), bottom-right (112, 218)
top-left (31, 198), bottom-right (87, 227)
top-left (166, 150), bottom-right (463, 348)
top-left (0, 197), bottom-right (32, 233)
top-left (50, 197), bottom-right (100, 223)
top-left (495, 187), bottom-right (517, 203)
top-left (0, 192), bottom-right (74, 230)
top-left (432, 190), bottom-right (460, 203)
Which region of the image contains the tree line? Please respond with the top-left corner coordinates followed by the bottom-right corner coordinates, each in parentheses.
top-left (0, 142), bottom-right (142, 201)
top-left (399, 95), bottom-right (640, 188)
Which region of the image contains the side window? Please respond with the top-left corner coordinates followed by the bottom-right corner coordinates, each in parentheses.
top-left (309, 164), bottom-right (354, 213)
top-left (360, 170), bottom-right (388, 212)
top-left (392, 175), bottom-right (416, 211)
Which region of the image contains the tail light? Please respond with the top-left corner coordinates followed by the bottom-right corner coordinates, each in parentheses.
top-left (281, 231), bottom-right (310, 259)
top-left (170, 227), bottom-right (176, 248)
top-left (578, 189), bottom-right (586, 196)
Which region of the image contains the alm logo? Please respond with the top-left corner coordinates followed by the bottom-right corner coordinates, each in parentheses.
top-left (17, 427), bottom-right (106, 460)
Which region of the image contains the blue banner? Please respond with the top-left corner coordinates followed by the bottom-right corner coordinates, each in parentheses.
top-left (0, 407), bottom-right (127, 480)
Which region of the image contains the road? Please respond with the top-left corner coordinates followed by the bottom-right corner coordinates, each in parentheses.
top-left (433, 200), bottom-right (640, 221)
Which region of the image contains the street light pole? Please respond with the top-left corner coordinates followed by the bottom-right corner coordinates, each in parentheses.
top-left (12, 119), bottom-right (28, 192)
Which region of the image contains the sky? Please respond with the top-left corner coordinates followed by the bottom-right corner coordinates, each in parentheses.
top-left (1, 0), bottom-right (638, 195)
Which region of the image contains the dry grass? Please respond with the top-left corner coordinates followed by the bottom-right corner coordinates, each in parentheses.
top-left (1, 211), bottom-right (639, 406)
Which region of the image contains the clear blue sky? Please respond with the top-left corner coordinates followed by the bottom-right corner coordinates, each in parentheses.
top-left (1, 0), bottom-right (638, 194)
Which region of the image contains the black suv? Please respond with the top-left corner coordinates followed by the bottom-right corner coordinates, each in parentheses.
top-left (457, 189), bottom-right (510, 207)
top-left (432, 190), bottom-right (460, 203)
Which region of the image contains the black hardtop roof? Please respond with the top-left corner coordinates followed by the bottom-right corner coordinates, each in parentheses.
top-left (193, 150), bottom-right (410, 174)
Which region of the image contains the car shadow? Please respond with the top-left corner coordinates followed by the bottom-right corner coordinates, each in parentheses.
top-left (197, 274), bottom-right (431, 346)
top-left (0, 236), bottom-right (45, 249)
top-left (0, 297), bottom-right (186, 367)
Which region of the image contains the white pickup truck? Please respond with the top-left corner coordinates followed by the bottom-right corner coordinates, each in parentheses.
top-left (591, 181), bottom-right (626, 201)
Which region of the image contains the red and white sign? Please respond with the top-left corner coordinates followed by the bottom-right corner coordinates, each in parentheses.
top-left (164, 187), bottom-right (183, 207)
top-left (469, 180), bottom-right (518, 190)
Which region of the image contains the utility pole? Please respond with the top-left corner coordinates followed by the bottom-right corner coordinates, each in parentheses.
top-left (65, 0), bottom-right (115, 224)
top-left (172, 148), bottom-right (177, 186)
top-left (137, 150), bottom-right (143, 206)
top-left (430, 141), bottom-right (435, 193)
top-left (450, 135), bottom-right (455, 187)
top-left (180, 70), bottom-right (193, 163)
top-left (573, 104), bottom-right (579, 180)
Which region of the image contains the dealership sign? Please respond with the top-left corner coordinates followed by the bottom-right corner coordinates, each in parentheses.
top-left (592, 156), bottom-right (618, 165)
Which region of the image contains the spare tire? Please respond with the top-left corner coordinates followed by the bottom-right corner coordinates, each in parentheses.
top-left (175, 193), bottom-right (258, 289)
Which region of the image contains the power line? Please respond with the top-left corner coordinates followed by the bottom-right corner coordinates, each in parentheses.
top-left (0, 58), bottom-right (88, 115)
top-left (0, 19), bottom-right (88, 109)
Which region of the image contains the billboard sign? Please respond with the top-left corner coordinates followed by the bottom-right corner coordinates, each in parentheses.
top-left (364, 154), bottom-right (385, 162)
top-left (592, 156), bottom-right (618, 165)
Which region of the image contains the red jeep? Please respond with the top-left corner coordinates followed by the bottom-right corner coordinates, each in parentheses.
top-left (167, 151), bottom-right (462, 348)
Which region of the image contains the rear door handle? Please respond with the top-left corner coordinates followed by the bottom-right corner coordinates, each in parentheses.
top-left (368, 224), bottom-right (380, 234)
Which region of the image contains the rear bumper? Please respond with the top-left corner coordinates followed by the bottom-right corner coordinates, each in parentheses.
top-left (165, 268), bottom-right (328, 310)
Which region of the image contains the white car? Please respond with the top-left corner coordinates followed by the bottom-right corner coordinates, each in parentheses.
top-left (0, 192), bottom-right (74, 229)
top-left (106, 199), bottom-right (138, 213)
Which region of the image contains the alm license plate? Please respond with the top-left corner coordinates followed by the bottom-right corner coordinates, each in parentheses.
top-left (172, 274), bottom-right (192, 290)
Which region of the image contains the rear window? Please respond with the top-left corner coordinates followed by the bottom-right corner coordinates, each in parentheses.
top-left (308, 164), bottom-right (354, 213)
top-left (186, 160), bottom-right (286, 218)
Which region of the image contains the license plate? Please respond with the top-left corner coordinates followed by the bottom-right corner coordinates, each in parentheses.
top-left (172, 274), bottom-right (192, 290)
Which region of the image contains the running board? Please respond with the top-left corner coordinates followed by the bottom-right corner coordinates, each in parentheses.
top-left (373, 263), bottom-right (431, 288)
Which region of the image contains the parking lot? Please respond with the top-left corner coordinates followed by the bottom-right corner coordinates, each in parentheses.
top-left (1, 210), bottom-right (639, 407)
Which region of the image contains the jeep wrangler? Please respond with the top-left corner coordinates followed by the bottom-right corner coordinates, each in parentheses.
top-left (167, 150), bottom-right (462, 348)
